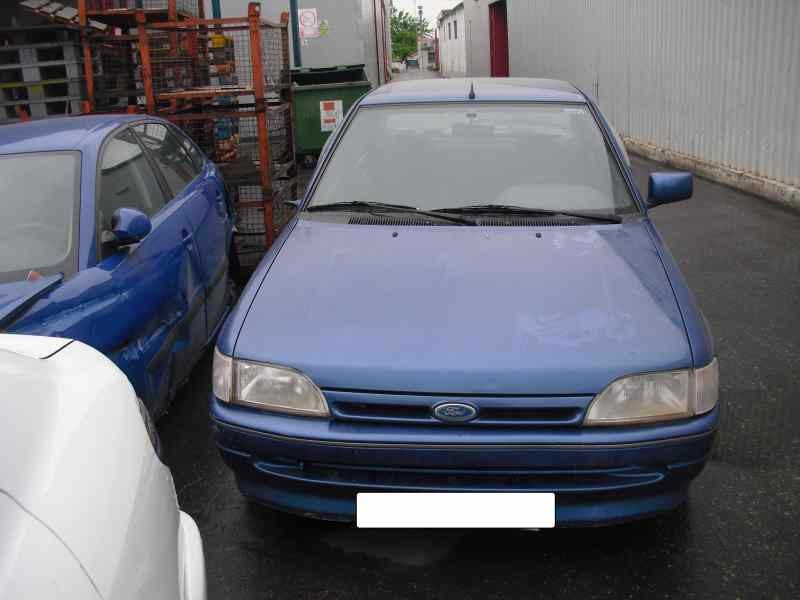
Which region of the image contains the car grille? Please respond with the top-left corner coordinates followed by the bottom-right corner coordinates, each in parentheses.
top-left (253, 460), bottom-right (667, 494)
top-left (325, 391), bottom-right (591, 428)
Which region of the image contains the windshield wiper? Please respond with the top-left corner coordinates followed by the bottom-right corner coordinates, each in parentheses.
top-left (432, 204), bottom-right (622, 224)
top-left (305, 201), bottom-right (476, 225)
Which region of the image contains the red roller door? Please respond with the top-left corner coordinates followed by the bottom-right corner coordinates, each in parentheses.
top-left (489, 1), bottom-right (509, 77)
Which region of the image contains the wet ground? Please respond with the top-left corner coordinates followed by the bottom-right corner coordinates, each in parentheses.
top-left (159, 156), bottom-right (800, 599)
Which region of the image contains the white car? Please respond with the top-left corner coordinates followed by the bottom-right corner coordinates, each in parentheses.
top-left (0, 334), bottom-right (205, 600)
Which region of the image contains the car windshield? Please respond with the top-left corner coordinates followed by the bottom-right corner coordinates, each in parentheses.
top-left (0, 151), bottom-right (80, 283)
top-left (308, 103), bottom-right (636, 213)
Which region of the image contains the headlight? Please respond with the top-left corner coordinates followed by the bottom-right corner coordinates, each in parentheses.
top-left (585, 359), bottom-right (718, 426)
top-left (212, 348), bottom-right (233, 403)
top-left (213, 348), bottom-right (329, 417)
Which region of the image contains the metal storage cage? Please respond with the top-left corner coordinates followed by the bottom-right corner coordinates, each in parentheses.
top-left (143, 6), bottom-right (296, 266)
top-left (13, 1), bottom-right (296, 267)
top-left (37, 2), bottom-right (294, 270)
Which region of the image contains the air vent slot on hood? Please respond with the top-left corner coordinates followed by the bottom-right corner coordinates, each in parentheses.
top-left (348, 215), bottom-right (440, 226)
top-left (347, 215), bottom-right (590, 227)
top-left (476, 216), bottom-right (587, 227)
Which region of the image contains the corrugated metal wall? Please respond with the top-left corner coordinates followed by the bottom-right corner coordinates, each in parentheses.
top-left (508, 0), bottom-right (800, 188)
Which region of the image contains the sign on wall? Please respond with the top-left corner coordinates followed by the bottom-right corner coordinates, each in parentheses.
top-left (320, 100), bottom-right (344, 132)
top-left (298, 8), bottom-right (320, 39)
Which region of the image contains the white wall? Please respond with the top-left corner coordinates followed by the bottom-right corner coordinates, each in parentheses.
top-left (437, 4), bottom-right (466, 77)
top-left (505, 0), bottom-right (800, 200)
top-left (463, 0), bottom-right (491, 77)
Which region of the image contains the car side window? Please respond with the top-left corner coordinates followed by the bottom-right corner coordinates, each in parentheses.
top-left (174, 127), bottom-right (206, 173)
top-left (97, 129), bottom-right (167, 236)
top-left (133, 123), bottom-right (199, 198)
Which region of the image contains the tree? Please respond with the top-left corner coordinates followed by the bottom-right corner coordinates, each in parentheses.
top-left (391, 7), bottom-right (432, 61)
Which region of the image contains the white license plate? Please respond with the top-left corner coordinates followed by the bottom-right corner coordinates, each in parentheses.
top-left (356, 493), bottom-right (555, 528)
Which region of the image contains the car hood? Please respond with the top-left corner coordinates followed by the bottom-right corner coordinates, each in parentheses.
top-left (235, 220), bottom-right (691, 395)
top-left (0, 275), bottom-right (63, 330)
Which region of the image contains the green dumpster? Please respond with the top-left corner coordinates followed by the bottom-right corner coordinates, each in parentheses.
top-left (291, 64), bottom-right (372, 157)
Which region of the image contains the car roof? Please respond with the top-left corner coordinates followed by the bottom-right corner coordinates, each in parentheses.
top-left (0, 114), bottom-right (148, 155)
top-left (361, 78), bottom-right (586, 106)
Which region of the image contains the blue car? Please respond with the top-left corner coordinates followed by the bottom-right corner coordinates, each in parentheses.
top-left (0, 115), bottom-right (234, 417)
top-left (211, 79), bottom-right (718, 526)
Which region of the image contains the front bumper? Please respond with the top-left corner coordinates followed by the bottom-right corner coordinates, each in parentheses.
top-left (211, 397), bottom-right (717, 526)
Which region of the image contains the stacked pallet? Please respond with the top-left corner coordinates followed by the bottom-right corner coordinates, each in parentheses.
top-left (0, 26), bottom-right (85, 122)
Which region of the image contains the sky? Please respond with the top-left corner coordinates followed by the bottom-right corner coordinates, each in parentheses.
top-left (396, 0), bottom-right (461, 23)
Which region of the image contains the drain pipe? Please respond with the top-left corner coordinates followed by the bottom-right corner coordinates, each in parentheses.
top-left (289, 0), bottom-right (302, 67)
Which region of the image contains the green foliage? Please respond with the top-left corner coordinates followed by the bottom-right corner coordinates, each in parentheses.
top-left (391, 7), bottom-right (432, 61)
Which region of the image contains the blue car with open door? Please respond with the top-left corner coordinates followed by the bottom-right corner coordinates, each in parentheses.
top-left (0, 115), bottom-right (234, 417)
top-left (211, 79), bottom-right (719, 527)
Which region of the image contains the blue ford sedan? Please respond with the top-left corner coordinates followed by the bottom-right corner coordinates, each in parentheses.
top-left (212, 79), bottom-right (718, 526)
top-left (0, 115), bottom-right (233, 417)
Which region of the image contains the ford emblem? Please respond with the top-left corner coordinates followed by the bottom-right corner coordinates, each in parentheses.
top-left (433, 402), bottom-right (478, 423)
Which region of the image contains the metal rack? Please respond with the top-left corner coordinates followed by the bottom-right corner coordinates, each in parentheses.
top-left (140, 6), bottom-right (296, 265)
top-left (16, 0), bottom-right (296, 267)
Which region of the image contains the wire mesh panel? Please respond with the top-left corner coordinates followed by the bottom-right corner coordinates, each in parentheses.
top-left (148, 30), bottom-right (210, 101)
top-left (183, 21), bottom-right (289, 96)
top-left (91, 35), bottom-right (142, 111)
top-left (261, 23), bottom-right (290, 95)
top-left (268, 104), bottom-right (293, 173)
top-left (232, 179), bottom-right (298, 268)
top-left (199, 107), bottom-right (292, 169)
top-left (151, 26), bottom-right (257, 111)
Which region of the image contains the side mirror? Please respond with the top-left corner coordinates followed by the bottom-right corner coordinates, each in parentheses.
top-left (648, 172), bottom-right (693, 208)
top-left (102, 208), bottom-right (152, 249)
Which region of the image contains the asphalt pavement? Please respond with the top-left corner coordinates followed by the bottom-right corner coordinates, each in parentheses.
top-left (391, 67), bottom-right (443, 81)
top-left (159, 155), bottom-right (800, 599)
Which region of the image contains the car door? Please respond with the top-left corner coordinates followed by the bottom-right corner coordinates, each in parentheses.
top-left (95, 126), bottom-right (206, 416)
top-left (133, 122), bottom-right (231, 344)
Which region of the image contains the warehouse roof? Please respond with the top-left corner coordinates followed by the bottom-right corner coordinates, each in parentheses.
top-left (361, 78), bottom-right (586, 106)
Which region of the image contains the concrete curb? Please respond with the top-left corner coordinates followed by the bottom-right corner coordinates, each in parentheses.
top-left (623, 136), bottom-right (800, 213)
